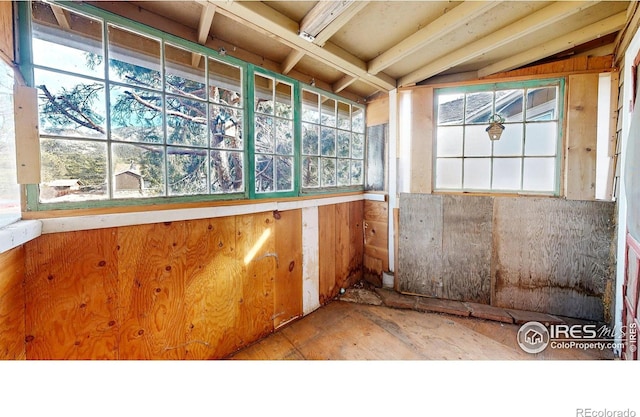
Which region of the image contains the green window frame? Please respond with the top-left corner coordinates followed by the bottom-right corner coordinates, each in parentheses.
top-left (20, 1), bottom-right (365, 211)
top-left (434, 78), bottom-right (565, 195)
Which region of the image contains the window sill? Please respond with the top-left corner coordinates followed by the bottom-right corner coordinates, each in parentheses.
top-left (0, 219), bottom-right (43, 254)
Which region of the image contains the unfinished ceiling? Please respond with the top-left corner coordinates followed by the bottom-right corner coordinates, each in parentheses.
top-left (89, 1), bottom-right (632, 101)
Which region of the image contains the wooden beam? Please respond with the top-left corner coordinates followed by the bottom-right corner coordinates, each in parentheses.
top-left (191, 3), bottom-right (216, 68)
top-left (281, 50), bottom-right (305, 75)
top-left (398, 1), bottom-right (599, 87)
top-left (211, 0), bottom-right (396, 91)
top-left (51, 5), bottom-right (71, 30)
top-left (367, 1), bottom-right (500, 75)
top-left (613, 0), bottom-right (640, 65)
top-left (478, 12), bottom-right (626, 78)
top-left (313, 1), bottom-right (369, 47)
top-left (299, 1), bottom-right (355, 40)
top-left (332, 75), bottom-right (356, 93)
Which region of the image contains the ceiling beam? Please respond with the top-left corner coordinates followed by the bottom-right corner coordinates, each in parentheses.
top-left (478, 11), bottom-right (627, 78)
top-left (191, 2), bottom-right (217, 68)
top-left (299, 1), bottom-right (355, 41)
top-left (367, 1), bottom-right (500, 75)
top-left (333, 75), bottom-right (356, 93)
top-left (281, 50), bottom-right (305, 74)
top-left (313, 1), bottom-right (369, 47)
top-left (398, 1), bottom-right (600, 87)
top-left (211, 0), bottom-right (395, 92)
top-left (51, 4), bottom-right (71, 30)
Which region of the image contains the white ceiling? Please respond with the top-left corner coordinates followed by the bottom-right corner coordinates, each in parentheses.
top-left (90, 1), bottom-right (632, 102)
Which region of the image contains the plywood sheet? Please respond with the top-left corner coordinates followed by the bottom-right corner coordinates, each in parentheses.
top-left (566, 73), bottom-right (599, 200)
top-left (397, 194), bottom-right (443, 297)
top-left (274, 209), bottom-right (303, 329)
top-left (442, 195), bottom-right (492, 304)
top-left (0, 1), bottom-right (13, 63)
top-left (25, 229), bottom-right (119, 359)
top-left (0, 245), bottom-right (25, 359)
top-left (493, 198), bottom-right (615, 320)
top-left (318, 204), bottom-right (336, 304)
top-left (348, 200), bottom-right (364, 286)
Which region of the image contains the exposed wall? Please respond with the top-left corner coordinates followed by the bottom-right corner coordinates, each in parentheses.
top-left (0, 245), bottom-right (25, 359)
top-left (19, 201), bottom-right (362, 360)
top-left (398, 194), bottom-right (616, 321)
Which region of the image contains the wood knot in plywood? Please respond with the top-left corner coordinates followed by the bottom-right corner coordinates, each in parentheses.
top-left (288, 260), bottom-right (295, 272)
top-left (25, 335), bottom-right (34, 343)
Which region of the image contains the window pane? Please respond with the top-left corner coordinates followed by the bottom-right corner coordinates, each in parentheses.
top-left (492, 158), bottom-right (521, 190)
top-left (209, 58), bottom-right (242, 107)
top-left (337, 159), bottom-right (350, 186)
top-left (108, 25), bottom-right (161, 90)
top-left (276, 156), bottom-right (293, 191)
top-left (337, 101), bottom-right (350, 130)
top-left (302, 123), bottom-right (319, 155)
top-left (464, 125), bottom-right (491, 156)
top-left (210, 105), bottom-right (242, 149)
top-left (321, 127), bottom-right (336, 156)
top-left (275, 81), bottom-right (293, 119)
top-left (321, 158), bottom-right (336, 186)
top-left (0, 63), bottom-right (20, 225)
top-left (321, 97), bottom-right (336, 127)
top-left (40, 139), bottom-right (108, 202)
top-left (166, 96), bottom-right (207, 147)
top-left (436, 126), bottom-right (462, 157)
top-left (302, 156), bottom-right (319, 188)
top-left (352, 106), bottom-right (365, 133)
top-left (435, 158), bottom-right (462, 189)
top-left (254, 115), bottom-right (274, 154)
top-left (524, 122), bottom-right (557, 156)
top-left (110, 85), bottom-right (163, 143)
top-left (165, 43), bottom-right (206, 99)
top-left (32, 4), bottom-right (104, 78)
top-left (168, 148), bottom-right (207, 195)
top-left (254, 74), bottom-right (273, 115)
top-left (493, 123), bottom-right (523, 156)
top-left (351, 133), bottom-right (364, 159)
top-left (211, 150), bottom-right (243, 193)
top-left (496, 89), bottom-right (524, 122)
top-left (465, 91), bottom-right (493, 124)
top-left (463, 158), bottom-right (491, 189)
top-left (438, 93), bottom-right (464, 125)
top-left (337, 131), bottom-right (350, 158)
top-left (275, 119), bottom-right (293, 155)
top-left (302, 90), bottom-right (319, 123)
top-left (112, 142), bottom-right (164, 198)
top-left (255, 154), bottom-right (274, 193)
top-left (35, 69), bottom-right (106, 139)
top-left (351, 160), bottom-right (363, 185)
top-left (526, 86), bottom-right (557, 121)
top-left (523, 157), bottom-right (555, 192)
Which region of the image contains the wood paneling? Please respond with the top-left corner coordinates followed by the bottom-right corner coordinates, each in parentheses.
top-left (410, 88), bottom-right (433, 194)
top-left (0, 1), bottom-right (13, 63)
top-left (25, 229), bottom-right (119, 359)
top-left (566, 73), bottom-right (599, 200)
top-left (274, 209), bottom-right (303, 329)
top-left (319, 201), bottom-right (364, 304)
top-left (366, 95), bottom-right (389, 126)
top-left (363, 200), bottom-right (388, 284)
top-left (0, 246), bottom-right (25, 360)
top-left (493, 198), bottom-right (615, 321)
top-left (484, 55), bottom-right (614, 79)
top-left (398, 194), bottom-right (492, 303)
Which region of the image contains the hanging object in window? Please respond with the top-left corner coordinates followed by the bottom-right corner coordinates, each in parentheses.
top-left (486, 114), bottom-right (505, 140)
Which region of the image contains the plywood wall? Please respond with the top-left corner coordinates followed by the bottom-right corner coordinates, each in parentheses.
top-left (318, 201), bottom-right (364, 304)
top-left (397, 194), bottom-right (616, 321)
top-left (363, 200), bottom-right (388, 286)
top-left (20, 203), bottom-right (362, 359)
top-left (0, 245), bottom-right (25, 360)
top-left (21, 210), bottom-right (316, 359)
top-left (0, 1), bottom-right (13, 64)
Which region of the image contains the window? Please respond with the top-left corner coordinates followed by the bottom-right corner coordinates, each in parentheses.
top-left (0, 59), bottom-right (20, 227)
top-left (434, 79), bottom-right (564, 194)
top-left (23, 1), bottom-right (365, 210)
top-left (301, 89), bottom-right (365, 190)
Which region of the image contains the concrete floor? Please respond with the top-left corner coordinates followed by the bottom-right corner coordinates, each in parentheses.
top-left (229, 298), bottom-right (615, 360)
